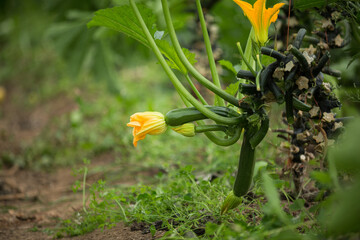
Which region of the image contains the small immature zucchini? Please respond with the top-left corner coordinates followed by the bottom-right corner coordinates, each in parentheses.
top-left (292, 97), bottom-right (312, 111)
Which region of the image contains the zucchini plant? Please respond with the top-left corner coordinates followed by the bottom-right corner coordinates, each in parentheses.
top-left (88, 0), bottom-right (348, 213)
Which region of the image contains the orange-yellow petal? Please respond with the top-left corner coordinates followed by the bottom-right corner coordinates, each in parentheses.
top-left (234, 0), bottom-right (284, 45)
top-left (127, 111), bottom-right (167, 147)
top-left (264, 2), bottom-right (285, 26)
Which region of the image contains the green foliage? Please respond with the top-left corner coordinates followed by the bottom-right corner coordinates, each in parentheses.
top-left (88, 4), bottom-right (197, 75)
top-left (225, 82), bottom-right (240, 96)
top-left (88, 5), bottom-right (154, 48)
top-left (294, 0), bottom-right (338, 10)
top-left (318, 120), bottom-right (360, 236)
top-left (218, 59), bottom-right (237, 76)
top-left (261, 172), bottom-right (289, 225)
top-left (1, 0), bottom-right (360, 239)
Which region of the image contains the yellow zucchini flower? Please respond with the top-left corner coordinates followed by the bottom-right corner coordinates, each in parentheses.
top-left (127, 112), bottom-right (167, 147)
top-left (234, 0), bottom-right (285, 45)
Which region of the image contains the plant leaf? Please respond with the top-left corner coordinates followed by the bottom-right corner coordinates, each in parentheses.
top-left (219, 60), bottom-right (237, 76)
top-left (88, 5), bottom-right (154, 47)
top-left (294, 0), bottom-right (338, 10)
top-left (225, 82), bottom-right (240, 96)
top-left (261, 172), bottom-right (289, 224)
top-left (88, 5), bottom-right (196, 74)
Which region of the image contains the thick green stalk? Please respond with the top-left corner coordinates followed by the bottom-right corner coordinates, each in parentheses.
top-left (185, 75), bottom-right (207, 105)
top-left (195, 0), bottom-right (224, 107)
top-left (129, 0), bottom-right (241, 125)
top-left (160, 0), bottom-right (241, 107)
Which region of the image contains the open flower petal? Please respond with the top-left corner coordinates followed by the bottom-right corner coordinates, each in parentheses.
top-left (234, 0), bottom-right (285, 45)
top-left (127, 112), bottom-right (167, 147)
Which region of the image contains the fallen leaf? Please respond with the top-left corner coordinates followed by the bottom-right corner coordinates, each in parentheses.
top-left (296, 132), bottom-right (308, 141)
top-left (334, 34), bottom-right (344, 47)
top-left (309, 106), bottom-right (320, 117)
top-left (307, 152), bottom-right (315, 160)
top-left (285, 61), bottom-right (295, 72)
top-left (303, 51), bottom-right (315, 65)
top-left (333, 121), bottom-right (343, 131)
top-left (290, 145), bottom-right (300, 153)
top-left (296, 76), bottom-right (309, 90)
top-left (322, 19), bottom-right (334, 30)
top-left (331, 11), bottom-right (341, 21)
top-left (313, 133), bottom-right (324, 143)
top-left (323, 112), bottom-right (335, 122)
top-left (322, 82), bottom-right (332, 93)
top-left (306, 44), bottom-right (317, 56)
top-left (273, 67), bottom-right (284, 80)
top-left (318, 42), bottom-right (329, 50)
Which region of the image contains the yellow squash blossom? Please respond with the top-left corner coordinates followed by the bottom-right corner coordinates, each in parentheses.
top-left (127, 112), bottom-right (167, 147)
top-left (234, 0), bottom-right (285, 45)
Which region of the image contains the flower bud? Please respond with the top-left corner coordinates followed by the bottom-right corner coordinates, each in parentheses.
top-left (221, 191), bottom-right (242, 214)
top-left (172, 123), bottom-right (195, 137)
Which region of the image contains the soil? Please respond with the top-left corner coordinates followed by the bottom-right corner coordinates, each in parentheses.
top-left (0, 87), bottom-right (161, 239)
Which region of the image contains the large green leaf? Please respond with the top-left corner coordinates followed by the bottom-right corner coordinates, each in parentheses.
top-left (156, 40), bottom-right (197, 74)
top-left (88, 5), bottom-right (154, 47)
top-left (88, 5), bottom-right (196, 74)
top-left (294, 0), bottom-right (338, 10)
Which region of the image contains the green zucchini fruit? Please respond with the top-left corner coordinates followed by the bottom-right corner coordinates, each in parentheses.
top-left (312, 51), bottom-right (330, 77)
top-left (285, 91), bottom-right (294, 124)
top-left (233, 130), bottom-right (256, 197)
top-left (260, 61), bottom-right (278, 93)
top-left (249, 116), bottom-right (269, 149)
top-left (290, 46), bottom-right (310, 76)
top-left (292, 97), bottom-right (312, 111)
top-left (268, 80), bottom-right (285, 104)
top-left (293, 28), bottom-right (307, 49)
top-left (239, 83), bottom-right (257, 95)
top-left (260, 47), bottom-right (285, 61)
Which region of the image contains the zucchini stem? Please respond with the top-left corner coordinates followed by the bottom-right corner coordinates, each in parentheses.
top-left (203, 127), bottom-right (242, 146)
top-left (185, 74), bottom-right (207, 105)
top-left (161, 0), bottom-right (240, 107)
top-left (195, 124), bottom-right (228, 133)
top-left (129, 0), bottom-right (242, 125)
top-left (195, 0), bottom-right (224, 107)
top-left (236, 42), bottom-right (257, 77)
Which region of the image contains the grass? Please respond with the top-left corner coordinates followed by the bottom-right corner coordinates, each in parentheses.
top-left (2, 57), bottom-right (356, 238)
top-left (1, 6), bottom-right (360, 238)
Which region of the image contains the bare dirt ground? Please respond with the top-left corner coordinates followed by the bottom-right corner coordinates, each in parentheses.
top-left (0, 87), bottom-right (160, 239)
top-left (0, 161), bottom-right (159, 240)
